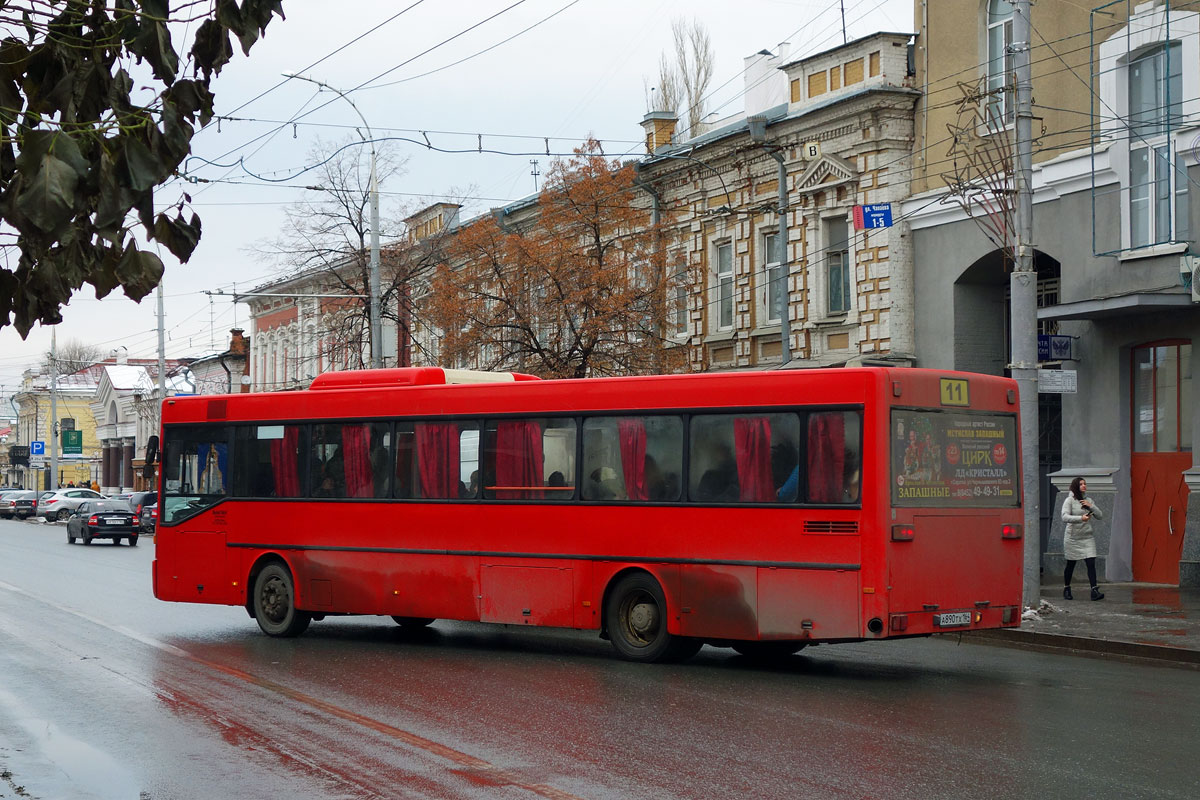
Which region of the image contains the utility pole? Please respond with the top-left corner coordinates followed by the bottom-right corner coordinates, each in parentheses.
top-left (1012, 0), bottom-right (1040, 607)
top-left (283, 73), bottom-right (383, 370)
top-left (49, 327), bottom-right (58, 490)
top-left (157, 283), bottom-right (166, 396)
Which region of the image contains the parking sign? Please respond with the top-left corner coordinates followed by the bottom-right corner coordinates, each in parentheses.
top-left (30, 440), bottom-right (44, 456)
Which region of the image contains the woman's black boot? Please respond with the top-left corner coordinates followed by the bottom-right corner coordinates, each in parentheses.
top-left (1063, 586), bottom-right (1073, 601)
top-left (1090, 586), bottom-right (1105, 601)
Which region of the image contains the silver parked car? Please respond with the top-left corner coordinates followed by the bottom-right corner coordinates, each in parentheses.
top-left (39, 488), bottom-right (104, 522)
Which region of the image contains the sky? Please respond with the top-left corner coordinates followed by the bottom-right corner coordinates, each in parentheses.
top-left (0, 0), bottom-right (914, 396)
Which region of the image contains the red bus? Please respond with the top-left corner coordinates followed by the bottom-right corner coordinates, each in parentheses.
top-left (152, 367), bottom-right (1023, 661)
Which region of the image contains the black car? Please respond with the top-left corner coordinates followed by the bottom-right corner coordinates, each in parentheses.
top-left (66, 500), bottom-right (139, 546)
top-left (1, 490), bottom-right (39, 519)
top-left (126, 491), bottom-right (157, 522)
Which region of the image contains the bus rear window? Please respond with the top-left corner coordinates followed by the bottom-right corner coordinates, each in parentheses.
top-left (891, 409), bottom-right (1019, 507)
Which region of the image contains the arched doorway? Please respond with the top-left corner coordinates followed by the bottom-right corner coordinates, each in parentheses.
top-left (1130, 340), bottom-right (1192, 583)
top-left (955, 250), bottom-right (1063, 551)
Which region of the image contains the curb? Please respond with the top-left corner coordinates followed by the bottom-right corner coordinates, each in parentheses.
top-left (965, 628), bottom-right (1200, 668)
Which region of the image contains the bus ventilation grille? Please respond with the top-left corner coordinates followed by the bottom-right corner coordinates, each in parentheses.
top-left (803, 520), bottom-right (859, 533)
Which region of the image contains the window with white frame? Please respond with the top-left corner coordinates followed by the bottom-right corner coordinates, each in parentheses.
top-left (714, 242), bottom-right (733, 330)
top-left (1128, 42), bottom-right (1186, 248)
top-left (985, 0), bottom-right (1015, 126)
top-left (762, 232), bottom-right (783, 324)
top-left (669, 252), bottom-right (689, 337)
top-left (826, 217), bottom-right (851, 315)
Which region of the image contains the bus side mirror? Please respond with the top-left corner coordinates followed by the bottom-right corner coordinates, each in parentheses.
top-left (142, 435), bottom-right (159, 480)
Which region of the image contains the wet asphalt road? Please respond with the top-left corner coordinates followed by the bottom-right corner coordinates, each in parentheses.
top-left (1, 516), bottom-right (1198, 800)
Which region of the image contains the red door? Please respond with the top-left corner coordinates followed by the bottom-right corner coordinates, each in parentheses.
top-left (1130, 342), bottom-right (1192, 584)
top-left (1130, 453), bottom-right (1190, 583)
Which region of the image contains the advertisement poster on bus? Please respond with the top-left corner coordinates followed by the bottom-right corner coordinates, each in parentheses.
top-left (891, 410), bottom-right (1019, 507)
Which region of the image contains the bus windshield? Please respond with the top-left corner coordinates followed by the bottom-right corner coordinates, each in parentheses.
top-left (162, 425), bottom-right (229, 523)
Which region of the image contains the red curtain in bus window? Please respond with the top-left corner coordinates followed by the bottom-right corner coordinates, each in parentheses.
top-left (342, 424), bottom-right (373, 497)
top-left (270, 426), bottom-right (300, 497)
top-left (734, 417), bottom-right (774, 502)
top-left (618, 419), bottom-right (648, 501)
top-left (416, 423), bottom-right (460, 499)
top-left (495, 420), bottom-right (544, 499)
top-left (807, 413), bottom-right (846, 503)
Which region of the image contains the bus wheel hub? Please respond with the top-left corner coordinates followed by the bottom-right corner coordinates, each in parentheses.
top-left (629, 602), bottom-right (658, 637)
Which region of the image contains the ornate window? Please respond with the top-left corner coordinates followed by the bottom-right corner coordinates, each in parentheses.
top-left (762, 232), bottom-right (783, 324)
top-left (714, 242), bottom-right (734, 330)
top-left (826, 218), bottom-right (851, 315)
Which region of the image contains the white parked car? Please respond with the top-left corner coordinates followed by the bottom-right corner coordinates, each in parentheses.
top-left (39, 488), bottom-right (104, 522)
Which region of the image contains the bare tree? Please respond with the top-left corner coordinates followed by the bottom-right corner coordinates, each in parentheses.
top-left (43, 339), bottom-right (102, 376)
top-left (252, 137), bottom-right (444, 375)
top-left (644, 18), bottom-right (714, 135)
top-left (675, 19), bottom-right (715, 134)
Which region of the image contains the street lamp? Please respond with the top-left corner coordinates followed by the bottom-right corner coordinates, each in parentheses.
top-left (282, 72), bottom-right (383, 369)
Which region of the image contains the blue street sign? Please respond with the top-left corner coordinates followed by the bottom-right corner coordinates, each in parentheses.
top-left (30, 440), bottom-right (45, 456)
top-left (1038, 334), bottom-right (1073, 362)
top-left (853, 203), bottom-right (893, 229)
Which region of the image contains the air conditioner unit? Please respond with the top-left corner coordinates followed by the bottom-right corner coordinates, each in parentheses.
top-left (1182, 255), bottom-right (1200, 303)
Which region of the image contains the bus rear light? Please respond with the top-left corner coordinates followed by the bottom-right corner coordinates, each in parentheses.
top-left (890, 614), bottom-right (908, 632)
top-left (1001, 523), bottom-right (1022, 539)
top-left (891, 524), bottom-right (915, 541)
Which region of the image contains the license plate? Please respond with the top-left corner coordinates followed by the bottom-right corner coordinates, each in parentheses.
top-left (104, 517), bottom-right (124, 524)
top-left (934, 612), bottom-right (971, 628)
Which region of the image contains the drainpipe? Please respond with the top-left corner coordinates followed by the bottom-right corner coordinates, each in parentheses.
top-left (768, 149), bottom-right (792, 366)
top-left (218, 352), bottom-right (233, 394)
top-left (633, 175), bottom-right (666, 372)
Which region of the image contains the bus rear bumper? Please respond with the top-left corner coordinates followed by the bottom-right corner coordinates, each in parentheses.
top-left (884, 605), bottom-right (1021, 637)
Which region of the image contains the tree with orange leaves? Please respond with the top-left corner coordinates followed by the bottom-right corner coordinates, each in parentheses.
top-left (427, 139), bottom-right (688, 379)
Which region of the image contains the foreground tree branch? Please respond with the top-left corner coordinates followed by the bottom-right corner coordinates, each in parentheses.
top-left (0, 0), bottom-right (286, 337)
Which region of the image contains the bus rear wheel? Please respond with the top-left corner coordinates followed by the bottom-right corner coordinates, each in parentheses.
top-left (391, 616), bottom-right (435, 628)
top-left (730, 641), bottom-right (807, 659)
top-left (253, 563), bottom-right (311, 637)
top-left (606, 573), bottom-right (695, 663)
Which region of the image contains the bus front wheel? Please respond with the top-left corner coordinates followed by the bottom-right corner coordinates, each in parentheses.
top-left (606, 573), bottom-right (695, 663)
top-left (253, 563), bottom-right (311, 637)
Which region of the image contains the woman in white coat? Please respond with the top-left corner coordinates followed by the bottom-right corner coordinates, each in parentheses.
top-left (1061, 476), bottom-right (1105, 601)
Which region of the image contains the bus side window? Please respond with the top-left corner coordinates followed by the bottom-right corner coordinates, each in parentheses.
top-left (582, 416), bottom-right (683, 502)
top-left (806, 410), bottom-right (862, 504)
top-left (483, 418), bottom-right (575, 501)
top-left (413, 421), bottom-right (478, 500)
top-left (233, 424), bottom-right (304, 498)
top-left (690, 413), bottom-right (799, 503)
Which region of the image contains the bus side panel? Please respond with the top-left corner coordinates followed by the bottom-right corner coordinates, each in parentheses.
top-left (155, 529), bottom-right (232, 605)
top-left (678, 565), bottom-right (757, 640)
top-left (480, 560), bottom-right (575, 628)
top-left (758, 568), bottom-right (861, 640)
top-left (386, 554), bottom-right (481, 622)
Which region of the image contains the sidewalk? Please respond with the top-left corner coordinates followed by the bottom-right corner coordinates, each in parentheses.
top-left (967, 582), bottom-right (1200, 667)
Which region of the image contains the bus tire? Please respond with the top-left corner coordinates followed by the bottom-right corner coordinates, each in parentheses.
top-left (605, 572), bottom-right (682, 663)
top-left (253, 563), bottom-right (311, 637)
top-left (730, 641), bottom-right (807, 659)
top-left (390, 616), bottom-right (435, 628)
